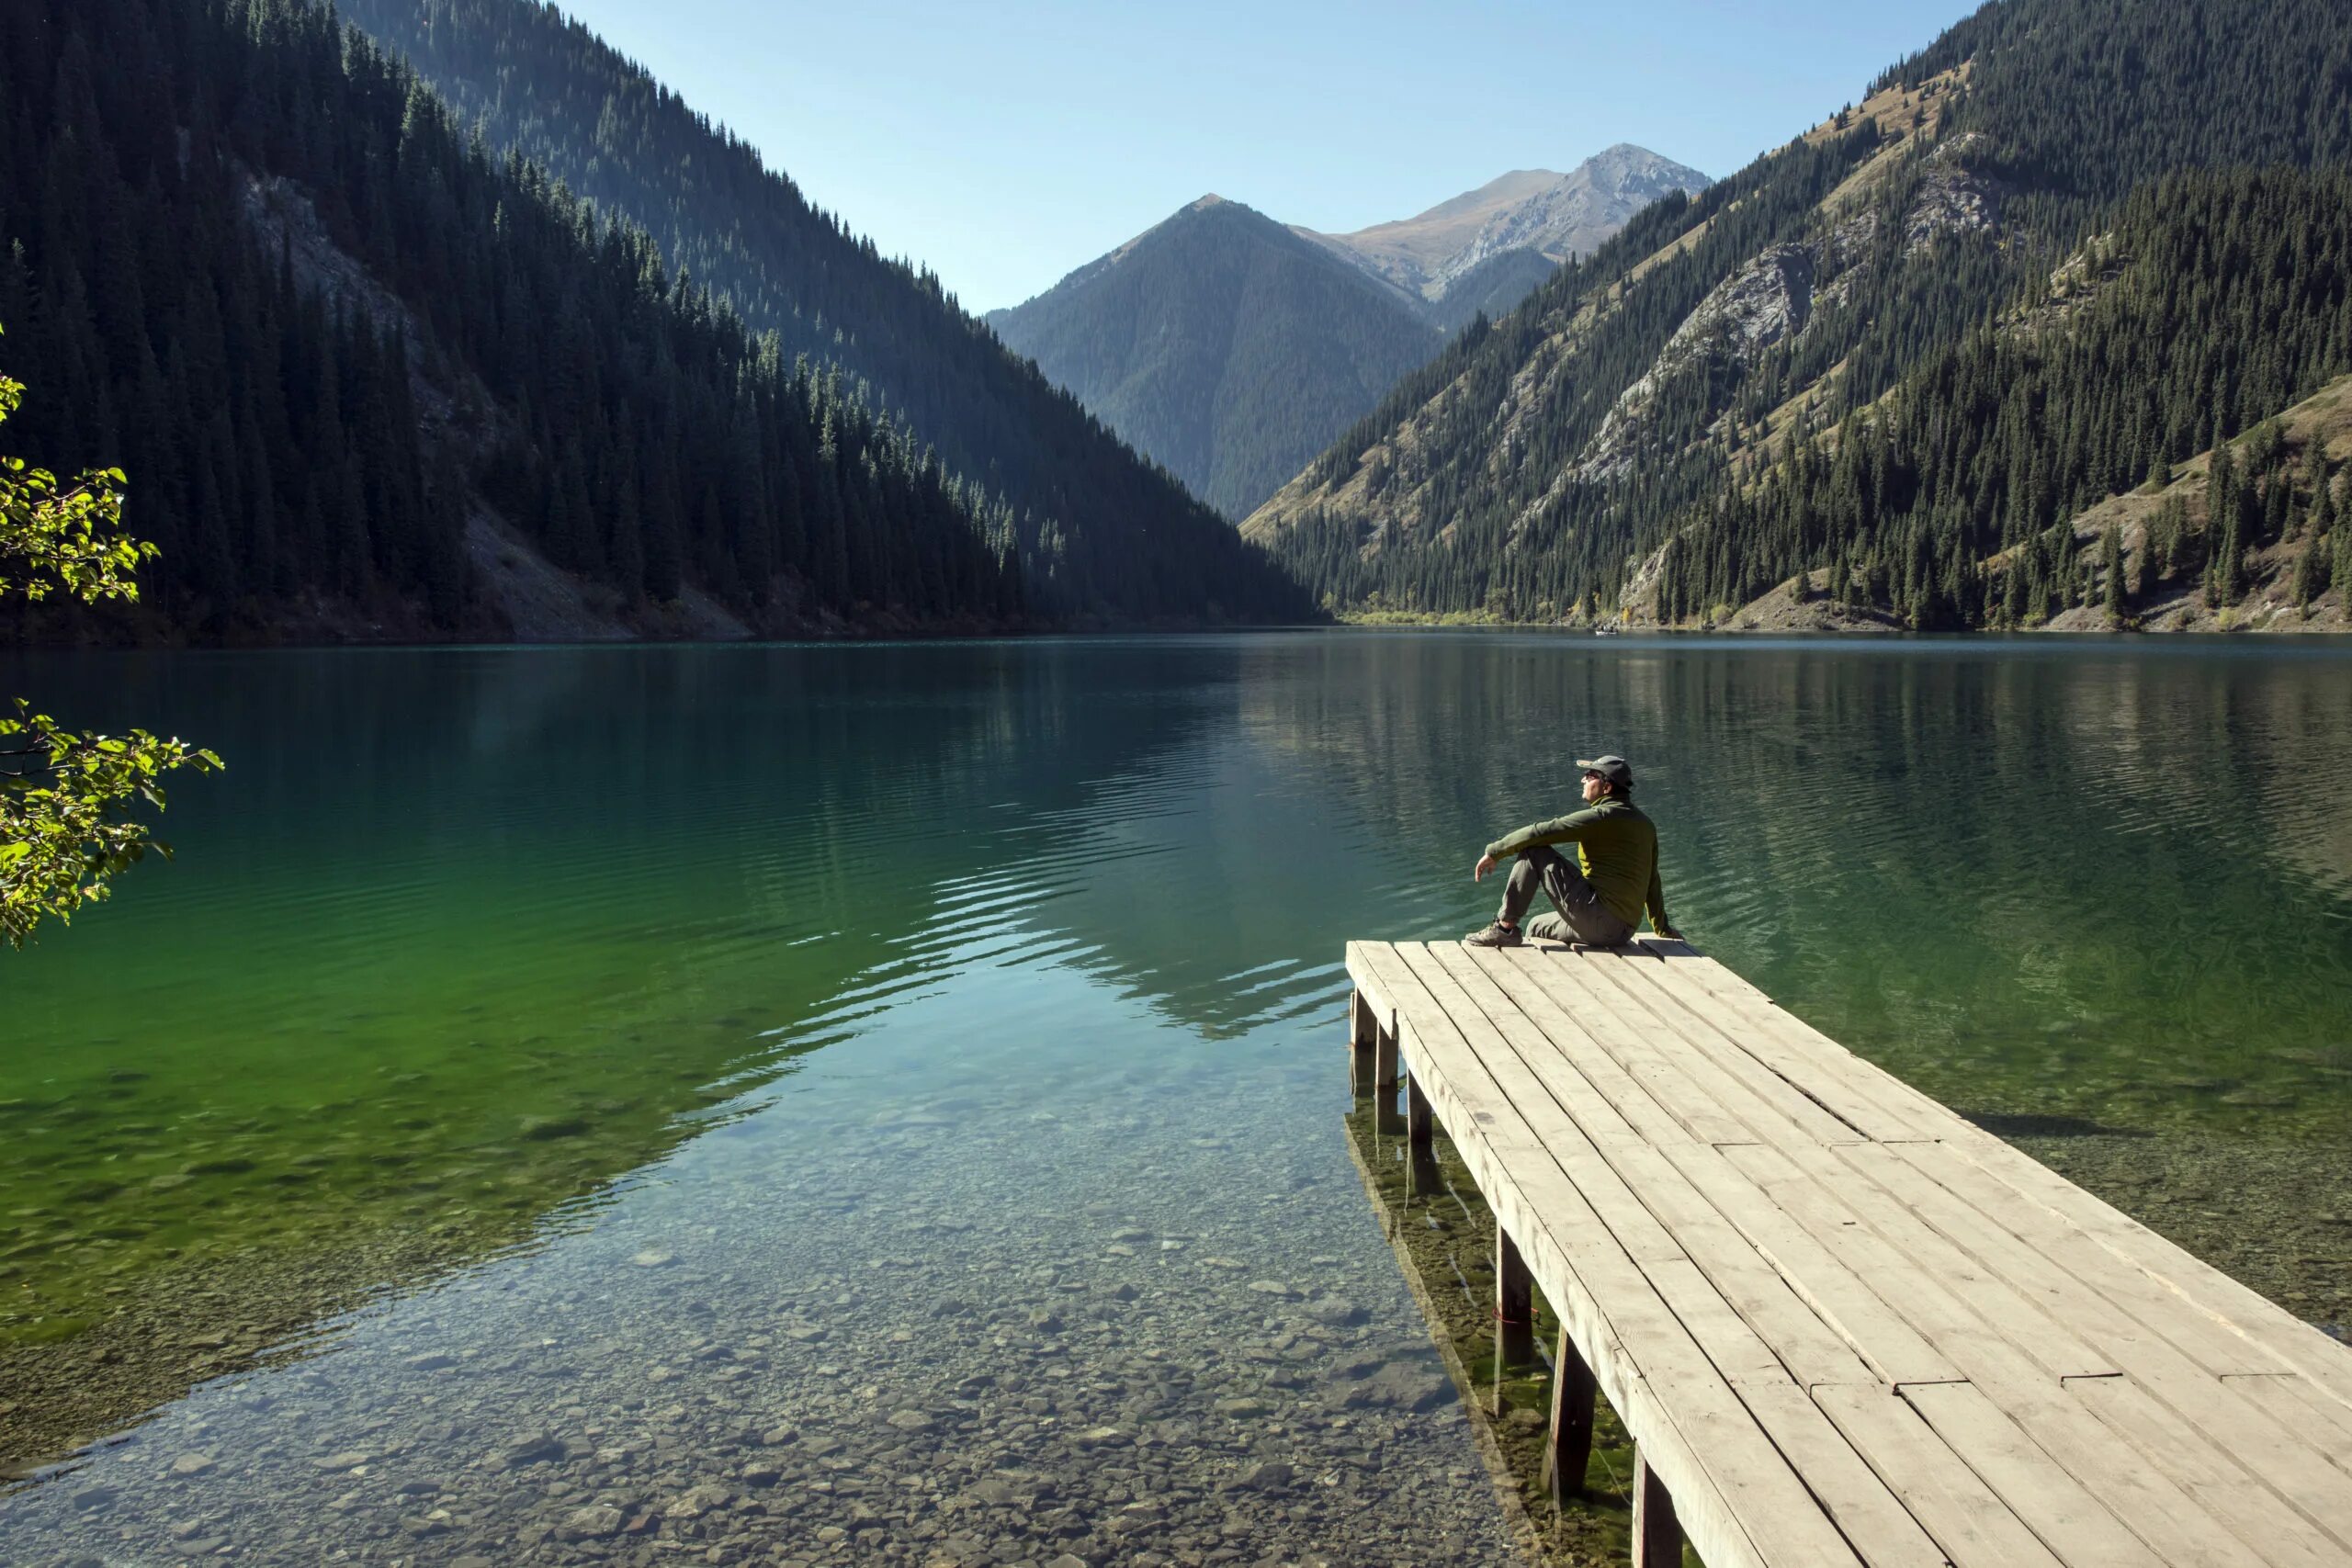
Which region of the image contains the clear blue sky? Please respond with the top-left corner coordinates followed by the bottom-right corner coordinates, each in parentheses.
top-left (553, 0), bottom-right (1977, 314)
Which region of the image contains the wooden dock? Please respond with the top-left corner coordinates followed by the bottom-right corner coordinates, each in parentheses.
top-left (1345, 937), bottom-right (2352, 1568)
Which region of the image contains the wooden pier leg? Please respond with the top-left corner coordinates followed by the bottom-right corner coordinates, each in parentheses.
top-left (1541, 1323), bottom-right (1598, 1506)
top-left (1373, 1015), bottom-right (1405, 1137)
top-left (1631, 1447), bottom-right (1682, 1568)
top-left (1349, 991), bottom-right (1377, 1099)
top-left (1495, 1224), bottom-right (1535, 1371)
top-left (1405, 1069), bottom-right (1438, 1196)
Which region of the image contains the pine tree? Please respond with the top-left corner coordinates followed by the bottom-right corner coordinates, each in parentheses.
top-left (2100, 522), bottom-right (2123, 622)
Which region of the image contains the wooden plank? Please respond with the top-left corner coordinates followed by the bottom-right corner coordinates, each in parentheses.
top-left (1832, 1143), bottom-right (2193, 1377)
top-left (1721, 1142), bottom-right (2287, 1566)
top-left (1839, 1140), bottom-right (2352, 1562)
top-left (1354, 942), bottom-right (1849, 1568)
top-left (2064, 1374), bottom-right (2352, 1568)
top-left (1348, 943), bottom-right (1779, 1568)
top-left (1404, 946), bottom-right (1686, 1269)
top-left (1577, 947), bottom-right (1897, 1145)
top-left (1611, 954), bottom-right (2348, 1396)
top-left (1625, 939), bottom-right (1964, 1134)
top-left (1770, 1143), bottom-right (2118, 1382)
top-left (1576, 953), bottom-right (2345, 1487)
top-left (1644, 1260), bottom-right (1953, 1568)
top-left (2219, 1374), bottom-right (2352, 1477)
top-left (1496, 942), bottom-right (1764, 1146)
top-left (1722, 1143), bottom-right (2099, 1397)
top-left (1627, 939), bottom-right (2352, 1415)
top-left (1810, 1382), bottom-right (2066, 1568)
top-left (1606, 942), bottom-right (1945, 1141)
top-left (1523, 947), bottom-right (1860, 1147)
top-left (1895, 1381), bottom-right (2166, 1567)
top-left (1471, 950), bottom-right (1970, 1387)
top-left (1928, 1127), bottom-right (2352, 1411)
top-left (1453, 943), bottom-right (1962, 1390)
top-left (1410, 947), bottom-right (1951, 1568)
top-left (1347, 941), bottom-right (2352, 1568)
top-left (1524, 953), bottom-right (2120, 1383)
top-left (1886, 1145), bottom-right (2352, 1549)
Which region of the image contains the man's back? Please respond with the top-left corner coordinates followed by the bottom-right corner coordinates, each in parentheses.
top-left (1469, 754), bottom-right (1677, 950)
top-left (1484, 795), bottom-right (1659, 931)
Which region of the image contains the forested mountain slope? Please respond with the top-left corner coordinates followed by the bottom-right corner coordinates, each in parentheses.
top-left (1247, 0), bottom-right (2352, 633)
top-left (986, 152), bottom-right (1706, 521)
top-left (137, 0), bottom-right (1307, 629)
top-left (986, 197), bottom-right (1441, 519)
top-left (3, 0), bottom-right (1022, 640)
top-left (1653, 169), bottom-right (2352, 632)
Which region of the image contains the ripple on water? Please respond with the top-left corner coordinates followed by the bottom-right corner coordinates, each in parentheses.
top-left (3, 634), bottom-right (2349, 1539)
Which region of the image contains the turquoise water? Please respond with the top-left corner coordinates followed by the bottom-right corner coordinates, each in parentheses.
top-left (1, 633), bottom-right (2348, 1560)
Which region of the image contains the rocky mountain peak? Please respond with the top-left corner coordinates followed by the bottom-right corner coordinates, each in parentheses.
top-left (1299, 146), bottom-right (1710, 302)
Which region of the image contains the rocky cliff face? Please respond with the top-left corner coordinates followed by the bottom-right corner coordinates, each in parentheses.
top-left (1240, 67), bottom-right (1977, 561)
top-left (1300, 146), bottom-right (1712, 303)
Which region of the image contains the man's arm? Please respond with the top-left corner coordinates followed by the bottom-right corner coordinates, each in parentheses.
top-left (1645, 862), bottom-right (1679, 939)
top-left (1483, 806), bottom-right (1601, 862)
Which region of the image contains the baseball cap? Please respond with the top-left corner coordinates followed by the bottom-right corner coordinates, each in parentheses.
top-left (1576, 755), bottom-right (1634, 787)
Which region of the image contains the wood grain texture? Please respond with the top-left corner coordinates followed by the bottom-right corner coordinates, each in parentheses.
top-left (1342, 939), bottom-right (2352, 1567)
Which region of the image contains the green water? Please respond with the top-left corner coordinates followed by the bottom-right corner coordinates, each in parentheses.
top-left (4, 634), bottom-right (2350, 1458)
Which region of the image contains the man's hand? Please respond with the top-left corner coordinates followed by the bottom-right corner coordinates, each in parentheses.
top-left (1473, 853), bottom-right (1497, 882)
top-left (1654, 924), bottom-right (1682, 942)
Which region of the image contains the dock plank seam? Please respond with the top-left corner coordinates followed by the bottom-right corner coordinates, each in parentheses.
top-left (1341, 939), bottom-right (2352, 1568)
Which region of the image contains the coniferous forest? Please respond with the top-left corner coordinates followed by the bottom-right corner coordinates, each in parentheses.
top-left (1250, 0), bottom-right (2352, 631)
top-left (333, 0), bottom-right (1318, 622)
top-left (0, 0), bottom-right (1311, 642)
top-left (8, 0), bottom-right (2352, 640)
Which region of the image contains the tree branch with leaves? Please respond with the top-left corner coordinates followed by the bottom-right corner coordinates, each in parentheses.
top-left (2, 329), bottom-right (221, 948)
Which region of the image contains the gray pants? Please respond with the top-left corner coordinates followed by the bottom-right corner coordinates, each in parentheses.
top-left (1499, 847), bottom-right (1634, 947)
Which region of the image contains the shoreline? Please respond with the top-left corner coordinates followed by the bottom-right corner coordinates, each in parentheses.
top-left (11, 617), bottom-right (2352, 653)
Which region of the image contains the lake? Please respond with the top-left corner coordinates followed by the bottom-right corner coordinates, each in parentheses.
top-left (3, 632), bottom-right (2348, 1563)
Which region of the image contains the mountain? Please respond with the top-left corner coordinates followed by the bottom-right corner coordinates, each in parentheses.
top-left (0, 0), bottom-right (1016, 642)
top-left (1245, 0), bottom-right (2352, 635)
top-left (983, 151), bottom-right (1708, 521)
top-left (985, 198), bottom-right (1442, 520)
top-left (0, 0), bottom-right (1312, 647)
top-left (1300, 147), bottom-right (1713, 304)
top-left (322, 0), bottom-right (1312, 626)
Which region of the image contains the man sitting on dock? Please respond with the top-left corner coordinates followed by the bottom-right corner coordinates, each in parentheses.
top-left (1465, 754), bottom-right (1679, 949)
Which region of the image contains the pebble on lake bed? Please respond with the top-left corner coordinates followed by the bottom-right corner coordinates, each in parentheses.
top-left (0, 1077), bottom-right (1520, 1567)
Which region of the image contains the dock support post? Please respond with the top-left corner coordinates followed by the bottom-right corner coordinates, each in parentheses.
top-left (1495, 1224), bottom-right (1535, 1371)
top-left (1349, 991), bottom-right (1377, 1099)
top-left (1632, 1448), bottom-right (1682, 1568)
top-left (1542, 1323), bottom-right (1598, 1506)
top-left (1405, 1070), bottom-right (1438, 1196)
top-left (1374, 1012), bottom-right (1405, 1137)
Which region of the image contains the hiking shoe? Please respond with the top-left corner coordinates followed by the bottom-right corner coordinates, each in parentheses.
top-left (1464, 921), bottom-right (1524, 949)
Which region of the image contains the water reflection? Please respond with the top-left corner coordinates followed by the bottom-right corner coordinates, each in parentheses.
top-left (1, 633), bottom-right (2348, 1555)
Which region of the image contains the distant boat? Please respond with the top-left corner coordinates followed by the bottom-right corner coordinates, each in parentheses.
top-left (1594, 624), bottom-right (1622, 637)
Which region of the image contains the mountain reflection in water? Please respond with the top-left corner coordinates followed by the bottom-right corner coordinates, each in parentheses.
top-left (1, 634), bottom-right (2346, 1535)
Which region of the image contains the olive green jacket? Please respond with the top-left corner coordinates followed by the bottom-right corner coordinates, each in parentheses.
top-left (1486, 795), bottom-right (1671, 932)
